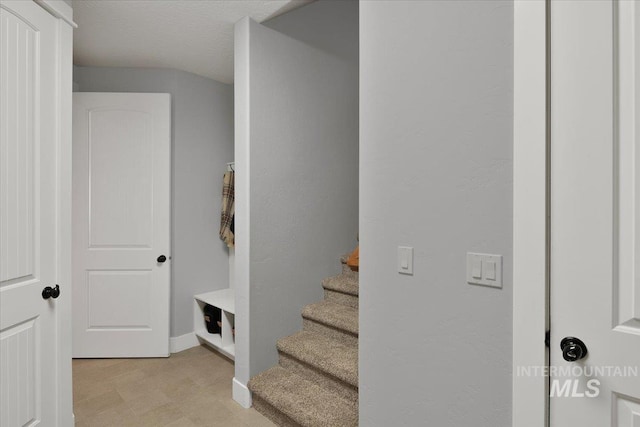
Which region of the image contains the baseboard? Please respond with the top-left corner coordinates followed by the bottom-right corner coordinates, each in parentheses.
top-left (170, 332), bottom-right (199, 353)
top-left (233, 377), bottom-right (252, 408)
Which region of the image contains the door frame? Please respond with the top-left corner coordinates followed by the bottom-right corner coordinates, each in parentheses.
top-left (38, 0), bottom-right (76, 424)
top-left (512, 0), bottom-right (549, 426)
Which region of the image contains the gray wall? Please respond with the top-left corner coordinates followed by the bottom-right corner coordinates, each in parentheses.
top-left (74, 66), bottom-right (234, 338)
top-left (263, 0), bottom-right (358, 63)
top-left (359, 1), bottom-right (513, 426)
top-left (234, 0), bottom-right (358, 385)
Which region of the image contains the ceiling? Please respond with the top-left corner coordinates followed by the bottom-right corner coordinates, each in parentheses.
top-left (72, 0), bottom-right (312, 84)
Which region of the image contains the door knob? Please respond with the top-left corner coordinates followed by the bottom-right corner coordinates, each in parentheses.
top-left (42, 284), bottom-right (60, 300)
top-left (157, 255), bottom-right (167, 263)
top-left (560, 337), bottom-right (588, 362)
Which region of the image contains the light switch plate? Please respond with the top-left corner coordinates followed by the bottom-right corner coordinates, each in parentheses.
top-left (398, 246), bottom-right (414, 275)
top-left (467, 253), bottom-right (502, 288)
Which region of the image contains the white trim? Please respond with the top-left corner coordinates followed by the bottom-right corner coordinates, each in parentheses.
top-left (512, 1), bottom-right (548, 427)
top-left (34, 0), bottom-right (77, 28)
top-left (233, 16), bottom-right (252, 408)
top-left (169, 332), bottom-right (200, 353)
top-left (232, 377), bottom-right (252, 409)
top-left (55, 10), bottom-right (74, 426)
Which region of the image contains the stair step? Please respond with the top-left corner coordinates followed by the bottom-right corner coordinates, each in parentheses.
top-left (322, 273), bottom-right (359, 297)
top-left (302, 301), bottom-right (358, 335)
top-left (252, 396), bottom-right (299, 427)
top-left (323, 272), bottom-right (359, 308)
top-left (278, 331), bottom-right (358, 387)
top-left (279, 353), bottom-right (358, 404)
top-left (249, 366), bottom-right (358, 427)
top-left (340, 254), bottom-right (352, 274)
top-left (324, 289), bottom-right (358, 309)
top-left (302, 301), bottom-right (358, 346)
top-left (278, 331), bottom-right (358, 402)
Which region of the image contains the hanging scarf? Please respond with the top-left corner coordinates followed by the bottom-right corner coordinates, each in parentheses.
top-left (219, 171), bottom-right (235, 247)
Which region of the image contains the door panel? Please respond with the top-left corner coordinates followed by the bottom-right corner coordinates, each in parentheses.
top-left (88, 109), bottom-right (153, 248)
top-left (0, 6), bottom-right (35, 285)
top-left (0, 1), bottom-right (59, 425)
top-left (615, 394), bottom-right (640, 426)
top-left (616, 0), bottom-right (640, 331)
top-left (1, 319), bottom-right (37, 426)
top-left (550, 0), bottom-right (640, 424)
top-left (86, 270), bottom-right (152, 329)
top-left (72, 93), bottom-right (171, 358)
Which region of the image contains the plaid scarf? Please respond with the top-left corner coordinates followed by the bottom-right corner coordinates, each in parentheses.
top-left (219, 171), bottom-right (235, 248)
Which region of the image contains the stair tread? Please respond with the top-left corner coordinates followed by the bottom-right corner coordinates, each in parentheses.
top-left (302, 301), bottom-right (358, 335)
top-left (249, 366), bottom-right (358, 427)
top-left (278, 331), bottom-right (358, 387)
top-left (322, 273), bottom-right (359, 296)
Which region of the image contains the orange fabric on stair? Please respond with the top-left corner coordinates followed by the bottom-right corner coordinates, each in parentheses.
top-left (347, 246), bottom-right (359, 271)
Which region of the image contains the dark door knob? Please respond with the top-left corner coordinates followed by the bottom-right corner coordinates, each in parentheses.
top-left (560, 337), bottom-right (588, 362)
top-left (157, 255), bottom-right (167, 263)
top-left (42, 284), bottom-right (60, 300)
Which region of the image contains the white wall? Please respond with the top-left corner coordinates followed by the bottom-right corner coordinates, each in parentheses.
top-left (234, 1), bottom-right (358, 389)
top-left (74, 66), bottom-right (234, 338)
top-left (359, 1), bottom-right (513, 426)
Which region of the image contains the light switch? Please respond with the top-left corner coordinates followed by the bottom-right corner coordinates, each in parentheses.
top-left (485, 261), bottom-right (496, 280)
top-left (472, 257), bottom-right (482, 279)
top-left (398, 246), bottom-right (413, 275)
top-left (467, 253), bottom-right (502, 288)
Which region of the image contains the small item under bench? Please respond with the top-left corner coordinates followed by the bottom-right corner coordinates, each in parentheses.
top-left (194, 288), bottom-right (235, 360)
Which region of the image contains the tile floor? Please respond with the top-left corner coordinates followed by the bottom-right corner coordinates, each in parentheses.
top-left (73, 345), bottom-right (275, 427)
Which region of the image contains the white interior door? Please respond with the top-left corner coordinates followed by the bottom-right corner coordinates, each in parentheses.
top-left (0, 1), bottom-right (67, 425)
top-left (73, 93), bottom-right (171, 358)
top-left (550, 0), bottom-right (640, 424)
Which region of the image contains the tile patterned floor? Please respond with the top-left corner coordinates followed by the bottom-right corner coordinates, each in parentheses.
top-left (73, 345), bottom-right (276, 427)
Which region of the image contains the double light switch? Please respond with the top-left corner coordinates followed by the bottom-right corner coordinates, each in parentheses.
top-left (467, 253), bottom-right (502, 288)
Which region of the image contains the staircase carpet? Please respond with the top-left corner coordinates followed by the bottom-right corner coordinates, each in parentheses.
top-left (249, 366), bottom-right (358, 427)
top-left (302, 301), bottom-right (358, 336)
top-left (322, 273), bottom-right (359, 297)
top-left (322, 272), bottom-right (359, 308)
top-left (340, 254), bottom-right (352, 273)
top-left (277, 331), bottom-right (358, 388)
top-left (249, 257), bottom-right (359, 426)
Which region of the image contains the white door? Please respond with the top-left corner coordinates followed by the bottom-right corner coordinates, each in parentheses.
top-left (72, 93), bottom-right (171, 358)
top-left (550, 0), bottom-right (640, 424)
top-left (0, 1), bottom-right (70, 425)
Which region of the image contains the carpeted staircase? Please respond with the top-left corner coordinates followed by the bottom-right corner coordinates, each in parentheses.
top-left (248, 256), bottom-right (359, 427)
